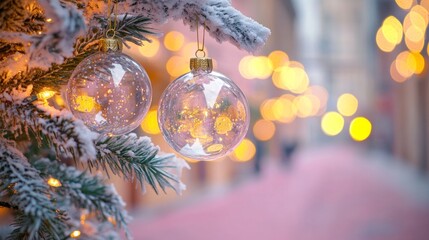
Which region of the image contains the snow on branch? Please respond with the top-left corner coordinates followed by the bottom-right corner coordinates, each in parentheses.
top-left (0, 0), bottom-right (86, 73)
top-left (0, 139), bottom-right (69, 239)
top-left (0, 87), bottom-right (98, 162)
top-left (82, 0), bottom-right (270, 53)
top-left (32, 158), bottom-right (130, 231)
top-left (2, 14), bottom-right (155, 92)
top-left (95, 133), bottom-right (190, 194)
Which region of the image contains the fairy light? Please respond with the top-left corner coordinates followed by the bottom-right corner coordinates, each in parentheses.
top-left (46, 18), bottom-right (52, 22)
top-left (80, 213), bottom-right (86, 225)
top-left (37, 89), bottom-right (56, 101)
top-left (108, 216), bottom-right (117, 226)
top-left (47, 177), bottom-right (62, 187)
top-left (70, 230), bottom-right (81, 238)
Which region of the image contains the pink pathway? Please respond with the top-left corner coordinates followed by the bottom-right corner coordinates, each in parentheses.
top-left (130, 146), bottom-right (429, 240)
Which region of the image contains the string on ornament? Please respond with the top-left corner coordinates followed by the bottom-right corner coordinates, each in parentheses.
top-left (195, 15), bottom-right (206, 58)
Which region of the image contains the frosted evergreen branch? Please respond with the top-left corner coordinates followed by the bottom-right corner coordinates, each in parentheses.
top-left (0, 139), bottom-right (70, 239)
top-left (94, 134), bottom-right (190, 194)
top-left (0, 90), bottom-right (98, 162)
top-left (0, 0), bottom-right (86, 73)
top-left (1, 15), bottom-right (154, 92)
top-left (72, 0), bottom-right (270, 52)
top-left (0, 0), bottom-right (45, 33)
top-left (0, 201), bottom-right (18, 210)
top-left (32, 158), bottom-right (130, 231)
top-left (2, 50), bottom-right (95, 94)
top-left (0, 42), bottom-right (25, 64)
top-left (95, 14), bottom-right (157, 48)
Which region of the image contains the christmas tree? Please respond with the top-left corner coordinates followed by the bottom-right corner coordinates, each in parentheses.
top-left (0, 0), bottom-right (270, 239)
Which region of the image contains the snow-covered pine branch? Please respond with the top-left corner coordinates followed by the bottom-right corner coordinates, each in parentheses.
top-left (95, 134), bottom-right (190, 194)
top-left (1, 14), bottom-right (155, 93)
top-left (0, 0), bottom-right (45, 33)
top-left (0, 0), bottom-right (86, 75)
top-left (0, 86), bottom-right (98, 162)
top-left (1, 0), bottom-right (269, 73)
top-left (0, 86), bottom-right (189, 195)
top-left (78, 0), bottom-right (270, 53)
top-left (32, 158), bottom-right (130, 234)
top-left (0, 139), bottom-right (69, 239)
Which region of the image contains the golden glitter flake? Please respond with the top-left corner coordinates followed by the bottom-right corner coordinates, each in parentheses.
top-left (215, 116), bottom-right (233, 134)
top-left (206, 144), bottom-right (224, 153)
top-left (236, 101), bottom-right (246, 121)
top-left (75, 95), bottom-right (97, 112)
top-left (190, 121), bottom-right (206, 138)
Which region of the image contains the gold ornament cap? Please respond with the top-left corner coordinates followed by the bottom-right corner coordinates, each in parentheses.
top-left (190, 57), bottom-right (213, 73)
top-left (99, 38), bottom-right (123, 52)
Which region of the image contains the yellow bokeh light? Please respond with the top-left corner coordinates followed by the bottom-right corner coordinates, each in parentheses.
top-left (410, 5), bottom-right (428, 28)
top-left (273, 97), bottom-right (296, 123)
top-left (376, 28), bottom-right (396, 52)
top-left (260, 99), bottom-right (277, 121)
top-left (166, 56), bottom-right (188, 77)
top-left (421, 0), bottom-right (429, 11)
top-left (337, 93), bottom-right (358, 117)
top-left (47, 177), bottom-right (62, 187)
top-left (232, 138), bottom-right (256, 162)
top-left (321, 112), bottom-right (345, 136)
top-left (405, 25), bottom-right (424, 42)
top-left (139, 37), bottom-right (160, 58)
top-left (268, 50), bottom-right (289, 69)
top-left (349, 117), bottom-right (372, 141)
top-left (141, 109), bottom-right (161, 135)
top-left (382, 16), bottom-right (403, 45)
top-left (70, 230), bottom-right (81, 238)
top-left (390, 60), bottom-right (408, 83)
top-left (274, 65), bottom-right (309, 93)
top-left (405, 36), bottom-right (425, 53)
top-left (411, 52), bottom-right (425, 74)
top-left (395, 0), bottom-right (413, 9)
top-left (289, 67), bottom-right (309, 94)
top-left (293, 95), bottom-right (313, 118)
top-left (239, 56), bottom-right (253, 79)
top-left (75, 95), bottom-right (97, 112)
top-left (403, 7), bottom-right (427, 52)
top-left (248, 56), bottom-right (273, 79)
top-left (302, 94), bottom-right (321, 117)
top-left (253, 119), bottom-right (276, 141)
top-left (272, 66), bottom-right (287, 89)
top-left (395, 51), bottom-right (416, 78)
top-left (164, 31), bottom-right (185, 51)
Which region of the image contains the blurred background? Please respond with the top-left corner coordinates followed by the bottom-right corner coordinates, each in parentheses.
top-left (114, 0), bottom-right (429, 239)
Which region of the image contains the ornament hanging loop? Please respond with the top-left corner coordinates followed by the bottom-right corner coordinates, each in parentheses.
top-left (105, 29), bottom-right (116, 38)
top-left (100, 0), bottom-right (122, 52)
top-left (195, 15), bottom-right (207, 58)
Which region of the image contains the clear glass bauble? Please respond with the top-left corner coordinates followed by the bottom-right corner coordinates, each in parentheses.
top-left (66, 51), bottom-right (152, 135)
top-left (158, 69), bottom-right (250, 160)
